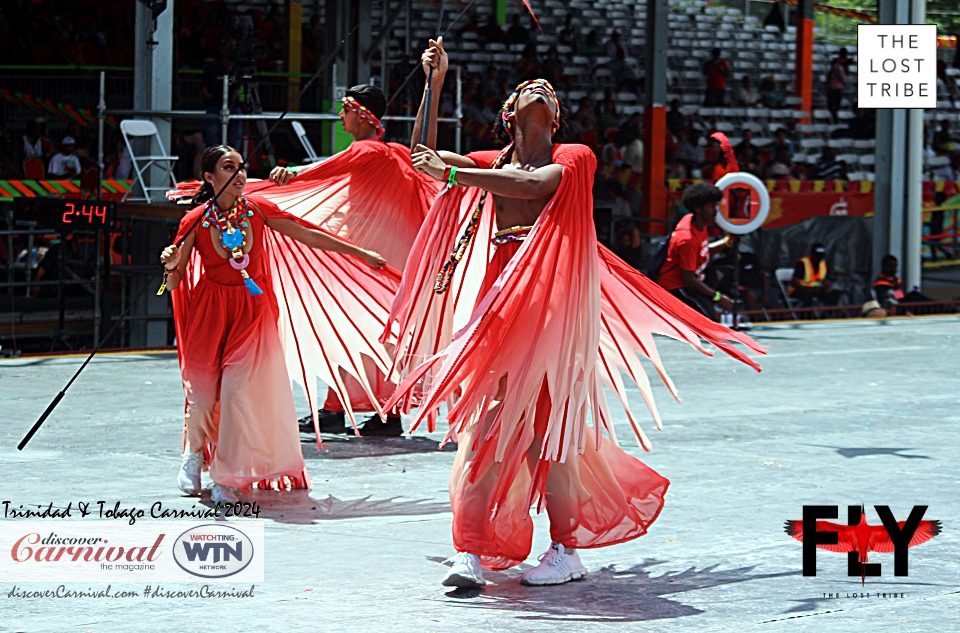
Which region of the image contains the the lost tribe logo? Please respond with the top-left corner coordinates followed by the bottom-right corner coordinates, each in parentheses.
top-left (784, 505), bottom-right (941, 585)
top-left (172, 524), bottom-right (255, 579)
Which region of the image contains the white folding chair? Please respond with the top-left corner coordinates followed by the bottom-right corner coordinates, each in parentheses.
top-left (120, 120), bottom-right (178, 203)
top-left (291, 121), bottom-right (321, 163)
top-left (775, 267), bottom-right (801, 319)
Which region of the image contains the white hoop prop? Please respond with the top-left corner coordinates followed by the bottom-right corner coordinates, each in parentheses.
top-left (714, 172), bottom-right (771, 235)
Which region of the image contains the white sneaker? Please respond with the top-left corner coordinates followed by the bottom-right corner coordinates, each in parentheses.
top-left (520, 542), bottom-right (588, 586)
top-left (210, 483), bottom-right (240, 504)
top-left (441, 552), bottom-right (487, 588)
top-left (177, 451), bottom-right (203, 496)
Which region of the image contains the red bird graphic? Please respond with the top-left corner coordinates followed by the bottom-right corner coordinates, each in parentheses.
top-left (785, 509), bottom-right (941, 585)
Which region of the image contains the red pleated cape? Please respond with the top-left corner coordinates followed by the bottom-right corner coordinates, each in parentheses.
top-left (172, 194), bottom-right (402, 444)
top-left (384, 142), bottom-right (766, 518)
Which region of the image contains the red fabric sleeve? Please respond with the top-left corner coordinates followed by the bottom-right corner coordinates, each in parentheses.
top-left (464, 150), bottom-right (502, 169)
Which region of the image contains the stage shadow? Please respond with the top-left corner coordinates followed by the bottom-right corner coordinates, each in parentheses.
top-left (202, 489), bottom-right (449, 525)
top-left (431, 556), bottom-right (800, 622)
top-left (301, 435), bottom-right (456, 460)
top-left (806, 445), bottom-right (931, 460)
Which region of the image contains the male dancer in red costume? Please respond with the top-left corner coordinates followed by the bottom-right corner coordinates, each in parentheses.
top-left (386, 38), bottom-right (765, 588)
top-left (255, 85), bottom-right (440, 436)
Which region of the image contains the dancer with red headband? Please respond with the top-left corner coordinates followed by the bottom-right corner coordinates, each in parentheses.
top-left (390, 37), bottom-right (765, 587)
top-left (161, 146), bottom-right (391, 504)
top-left (257, 84), bottom-right (440, 436)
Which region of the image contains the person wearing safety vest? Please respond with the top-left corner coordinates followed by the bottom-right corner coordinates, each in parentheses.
top-left (789, 243), bottom-right (841, 307)
top-left (873, 254), bottom-right (905, 311)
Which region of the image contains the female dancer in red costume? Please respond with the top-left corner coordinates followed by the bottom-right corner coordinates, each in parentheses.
top-left (254, 85), bottom-right (441, 436)
top-left (387, 38), bottom-right (765, 587)
top-left (160, 146), bottom-right (390, 503)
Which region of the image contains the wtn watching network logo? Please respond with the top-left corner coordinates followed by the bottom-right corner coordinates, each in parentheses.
top-left (173, 524), bottom-right (256, 579)
top-left (785, 505), bottom-right (941, 585)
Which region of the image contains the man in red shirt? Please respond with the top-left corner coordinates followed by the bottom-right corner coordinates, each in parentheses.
top-left (703, 48), bottom-right (730, 106)
top-left (656, 182), bottom-right (734, 319)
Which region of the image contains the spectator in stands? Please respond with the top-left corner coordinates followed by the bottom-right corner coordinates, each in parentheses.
top-left (832, 47), bottom-right (853, 74)
top-left (478, 14), bottom-right (507, 45)
top-left (542, 46), bottom-right (569, 92)
top-left (702, 48), bottom-right (730, 107)
top-left (17, 118), bottom-right (54, 163)
top-left (47, 137), bottom-right (81, 178)
top-left (735, 129), bottom-right (760, 167)
top-left (609, 48), bottom-right (642, 94)
top-left (582, 30), bottom-right (603, 57)
top-left (759, 76), bottom-right (783, 108)
top-left (665, 151), bottom-right (687, 181)
top-left (764, 146), bottom-right (796, 180)
top-left (459, 13), bottom-right (481, 38)
top-left (506, 13), bottom-right (529, 45)
top-left (558, 14), bottom-right (578, 56)
top-left (200, 39), bottom-right (243, 149)
top-left (605, 28), bottom-right (626, 59)
top-left (667, 99), bottom-right (686, 137)
top-left (655, 182), bottom-right (734, 319)
top-left (767, 127), bottom-right (795, 159)
top-left (515, 42), bottom-right (539, 82)
top-left (621, 122), bottom-right (643, 173)
top-left (597, 94), bottom-right (620, 136)
top-left (614, 225), bottom-right (645, 270)
top-left (675, 127), bottom-right (705, 175)
top-left (789, 243), bottom-right (842, 307)
top-left (601, 128), bottom-right (622, 166)
top-left (937, 60), bottom-right (957, 103)
top-left (815, 147), bottom-right (847, 180)
top-left (825, 59), bottom-right (846, 123)
top-left (763, 3), bottom-right (786, 32)
top-left (736, 75), bottom-right (760, 107)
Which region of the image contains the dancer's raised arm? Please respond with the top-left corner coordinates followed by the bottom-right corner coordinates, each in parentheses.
top-left (410, 37), bottom-right (477, 168)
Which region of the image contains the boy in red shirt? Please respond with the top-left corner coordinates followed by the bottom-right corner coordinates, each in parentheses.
top-left (656, 182), bottom-right (733, 319)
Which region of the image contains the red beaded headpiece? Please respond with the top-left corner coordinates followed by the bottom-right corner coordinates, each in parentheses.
top-left (341, 96), bottom-right (385, 141)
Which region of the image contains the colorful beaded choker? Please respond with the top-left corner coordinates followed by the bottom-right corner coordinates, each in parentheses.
top-left (202, 195), bottom-right (262, 295)
top-left (341, 96), bottom-right (385, 141)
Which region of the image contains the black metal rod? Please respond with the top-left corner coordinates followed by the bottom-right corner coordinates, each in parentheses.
top-left (386, 0), bottom-right (478, 112)
top-left (418, 0), bottom-right (446, 146)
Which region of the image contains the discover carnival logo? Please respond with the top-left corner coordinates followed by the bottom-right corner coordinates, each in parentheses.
top-left (0, 521), bottom-right (263, 583)
top-left (173, 524), bottom-right (255, 579)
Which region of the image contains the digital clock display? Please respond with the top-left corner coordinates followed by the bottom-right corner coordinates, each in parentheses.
top-left (13, 198), bottom-right (116, 227)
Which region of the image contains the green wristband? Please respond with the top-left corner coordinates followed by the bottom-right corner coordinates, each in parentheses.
top-left (447, 165), bottom-right (459, 188)
top-left (713, 290), bottom-right (722, 303)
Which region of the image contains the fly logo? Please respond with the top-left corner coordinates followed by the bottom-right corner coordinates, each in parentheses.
top-left (173, 524), bottom-right (255, 578)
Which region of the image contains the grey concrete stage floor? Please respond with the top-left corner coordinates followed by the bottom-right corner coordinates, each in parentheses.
top-left (1, 316), bottom-right (958, 632)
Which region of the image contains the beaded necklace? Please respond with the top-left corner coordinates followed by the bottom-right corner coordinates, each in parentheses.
top-left (433, 79), bottom-right (560, 294)
top-left (202, 194), bottom-right (263, 295)
top-left (341, 96), bottom-right (385, 141)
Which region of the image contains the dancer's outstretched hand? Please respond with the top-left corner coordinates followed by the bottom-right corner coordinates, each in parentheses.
top-left (160, 244), bottom-right (181, 269)
top-left (411, 144), bottom-right (446, 180)
top-left (269, 166), bottom-right (295, 185)
top-left (359, 249), bottom-right (386, 270)
top-left (421, 37), bottom-right (448, 81)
